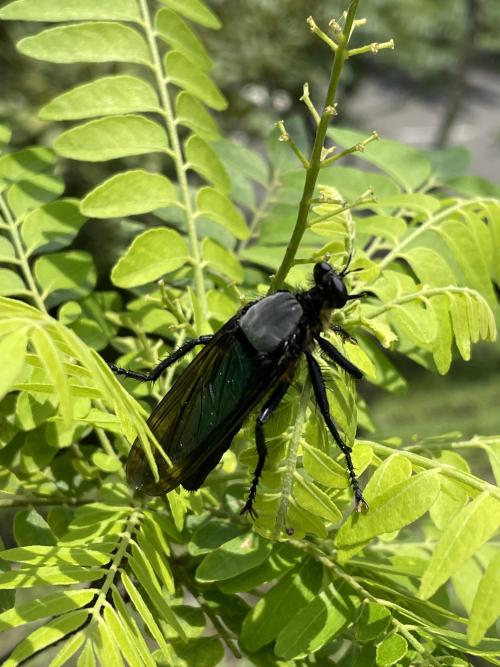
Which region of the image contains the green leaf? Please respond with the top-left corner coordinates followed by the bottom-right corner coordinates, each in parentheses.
top-left (196, 533), bottom-right (272, 583)
top-left (0, 590), bottom-right (95, 631)
top-left (7, 173), bottom-right (64, 217)
top-left (169, 637), bottom-right (224, 667)
top-left (0, 146), bottom-right (54, 183)
top-left (357, 215), bottom-right (407, 244)
top-left (468, 551), bottom-right (500, 645)
top-left (287, 500), bottom-right (329, 538)
top-left (430, 452), bottom-right (469, 530)
top-left (449, 293), bottom-right (470, 361)
top-left (34, 250), bottom-right (96, 306)
top-left (373, 193), bottom-right (440, 215)
top-left (40, 76), bottom-right (159, 121)
top-left (188, 519), bottom-right (242, 556)
top-left (32, 327), bottom-right (73, 426)
top-left (318, 165), bottom-right (400, 203)
top-left (196, 187), bottom-right (248, 239)
top-left (156, 8), bottom-right (211, 70)
top-left (165, 51), bottom-right (227, 111)
top-left (364, 453), bottom-right (412, 500)
top-left (0, 124), bottom-right (12, 149)
top-left (219, 544), bottom-right (300, 594)
top-left (0, 0), bottom-right (141, 21)
top-left (303, 443), bottom-right (350, 488)
top-left (17, 22), bottom-right (151, 65)
top-left (48, 632), bottom-right (85, 667)
top-left (159, 0), bottom-right (221, 29)
top-left (3, 610), bottom-right (89, 667)
top-left (175, 92), bottom-right (220, 141)
top-left (329, 128), bottom-right (432, 192)
top-left (128, 545), bottom-right (184, 638)
top-left (121, 571), bottom-right (174, 664)
top-left (97, 620), bottom-right (124, 667)
top-left (0, 566), bottom-right (103, 588)
top-left (293, 473), bottom-right (342, 523)
top-left (214, 138), bottom-right (270, 186)
top-left (92, 451), bottom-right (121, 472)
top-left (376, 634), bottom-right (408, 666)
top-left (0, 237), bottom-right (16, 262)
top-left (185, 135), bottom-right (230, 192)
top-left (103, 605), bottom-right (144, 667)
top-left (275, 583), bottom-right (357, 660)
top-left (0, 545), bottom-right (110, 566)
top-left (111, 228), bottom-right (189, 288)
top-left (77, 640), bottom-right (96, 667)
top-left (427, 145), bottom-right (471, 181)
top-left (420, 492), bottom-right (500, 599)
top-left (240, 559), bottom-right (322, 652)
top-left (336, 470), bottom-right (440, 548)
top-left (355, 602), bottom-right (391, 642)
top-left (54, 115), bottom-right (168, 161)
top-left (449, 175), bottom-right (500, 198)
top-left (81, 170), bottom-right (177, 217)
top-left (201, 238), bottom-right (243, 282)
top-left (14, 508), bottom-right (56, 546)
top-left (21, 199), bottom-right (86, 254)
top-left (484, 439), bottom-right (500, 486)
top-left (0, 330), bottom-right (27, 400)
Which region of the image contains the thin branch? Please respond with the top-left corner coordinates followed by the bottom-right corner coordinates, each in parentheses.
top-left (369, 441), bottom-right (500, 501)
top-left (269, 0), bottom-right (361, 292)
top-left (0, 194), bottom-right (47, 313)
top-left (139, 0), bottom-right (208, 326)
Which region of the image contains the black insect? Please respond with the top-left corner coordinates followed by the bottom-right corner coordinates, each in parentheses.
top-left (110, 260), bottom-right (369, 518)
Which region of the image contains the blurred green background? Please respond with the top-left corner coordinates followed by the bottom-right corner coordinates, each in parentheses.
top-left (0, 0), bottom-right (499, 443)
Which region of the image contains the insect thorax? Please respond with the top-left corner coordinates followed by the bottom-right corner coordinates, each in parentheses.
top-left (239, 292), bottom-right (304, 353)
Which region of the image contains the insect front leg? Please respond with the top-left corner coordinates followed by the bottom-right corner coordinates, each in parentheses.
top-left (108, 335), bottom-right (214, 382)
top-left (241, 381), bottom-right (291, 520)
top-left (305, 352), bottom-right (368, 512)
top-left (316, 335), bottom-right (363, 380)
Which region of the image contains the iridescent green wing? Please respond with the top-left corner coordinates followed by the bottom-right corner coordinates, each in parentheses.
top-left (126, 322), bottom-right (284, 495)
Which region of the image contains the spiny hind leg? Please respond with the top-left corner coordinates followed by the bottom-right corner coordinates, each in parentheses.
top-left (241, 381), bottom-right (290, 519)
top-left (306, 352), bottom-right (368, 512)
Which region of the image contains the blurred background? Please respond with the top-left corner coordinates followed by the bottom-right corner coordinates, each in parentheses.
top-left (0, 0), bottom-right (499, 442)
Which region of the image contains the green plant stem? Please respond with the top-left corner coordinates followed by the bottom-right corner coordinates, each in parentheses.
top-left (370, 441), bottom-right (500, 501)
top-left (0, 194), bottom-right (47, 313)
top-left (139, 0), bottom-right (208, 326)
top-left (378, 197), bottom-right (497, 271)
top-left (366, 285), bottom-right (494, 338)
top-left (309, 194), bottom-right (376, 226)
top-left (173, 564), bottom-right (242, 659)
top-left (269, 0), bottom-right (360, 293)
top-left (0, 496), bottom-right (95, 508)
top-left (92, 510), bottom-right (142, 619)
top-left (237, 170), bottom-right (282, 256)
top-left (274, 381), bottom-right (311, 538)
top-left (320, 131), bottom-right (379, 169)
top-left (291, 539), bottom-right (442, 666)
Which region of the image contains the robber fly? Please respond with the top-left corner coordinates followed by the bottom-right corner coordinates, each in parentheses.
top-left (110, 260), bottom-right (368, 518)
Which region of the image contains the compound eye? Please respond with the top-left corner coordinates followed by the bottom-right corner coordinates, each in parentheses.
top-left (313, 261), bottom-right (332, 285)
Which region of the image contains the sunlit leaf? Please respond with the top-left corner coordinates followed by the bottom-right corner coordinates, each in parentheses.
top-left (111, 228), bottom-right (189, 288)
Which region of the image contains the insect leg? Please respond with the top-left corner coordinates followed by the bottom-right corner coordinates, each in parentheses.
top-left (346, 291), bottom-right (371, 301)
top-left (241, 381), bottom-right (291, 519)
top-left (305, 352), bottom-right (368, 511)
top-left (316, 336), bottom-right (363, 380)
top-left (108, 335), bottom-right (213, 382)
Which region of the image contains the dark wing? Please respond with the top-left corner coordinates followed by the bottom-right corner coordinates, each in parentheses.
top-left (126, 318), bottom-right (288, 496)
